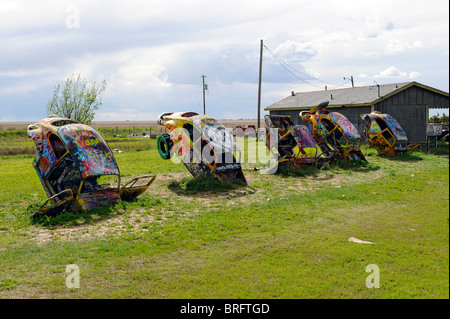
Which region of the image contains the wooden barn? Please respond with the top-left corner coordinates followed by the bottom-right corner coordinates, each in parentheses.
top-left (265, 81), bottom-right (449, 144)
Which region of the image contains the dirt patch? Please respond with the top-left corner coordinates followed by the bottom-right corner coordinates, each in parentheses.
top-left (30, 210), bottom-right (157, 245)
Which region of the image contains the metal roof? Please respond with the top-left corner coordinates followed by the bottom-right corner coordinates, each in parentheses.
top-left (265, 81), bottom-right (449, 111)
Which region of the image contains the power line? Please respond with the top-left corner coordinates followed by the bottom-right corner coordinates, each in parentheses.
top-left (264, 45), bottom-right (322, 83)
top-left (263, 45), bottom-right (322, 89)
top-left (263, 44), bottom-right (351, 90)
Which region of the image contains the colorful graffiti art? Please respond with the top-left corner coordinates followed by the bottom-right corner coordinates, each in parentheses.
top-left (58, 124), bottom-right (119, 178)
top-left (27, 116), bottom-right (155, 217)
top-left (360, 112), bottom-right (410, 156)
top-left (383, 114), bottom-right (408, 142)
top-left (300, 101), bottom-right (367, 162)
top-left (156, 111), bottom-right (247, 183)
top-left (329, 112), bottom-right (361, 144)
top-left (264, 114), bottom-right (332, 171)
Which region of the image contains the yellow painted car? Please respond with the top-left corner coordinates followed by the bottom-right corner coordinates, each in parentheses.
top-left (264, 114), bottom-right (332, 170)
top-left (360, 111), bottom-right (417, 156)
top-left (300, 102), bottom-right (367, 162)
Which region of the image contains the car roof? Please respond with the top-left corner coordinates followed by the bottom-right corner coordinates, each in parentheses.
top-left (28, 117), bottom-right (79, 133)
top-left (57, 124), bottom-right (120, 178)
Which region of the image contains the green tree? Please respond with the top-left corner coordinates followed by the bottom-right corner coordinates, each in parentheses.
top-left (46, 73), bottom-right (107, 125)
top-left (429, 113), bottom-right (449, 124)
top-left (429, 114), bottom-right (441, 123)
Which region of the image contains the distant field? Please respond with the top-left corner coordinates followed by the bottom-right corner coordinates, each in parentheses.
top-left (0, 119), bottom-right (265, 156)
top-left (0, 119), bottom-right (264, 131)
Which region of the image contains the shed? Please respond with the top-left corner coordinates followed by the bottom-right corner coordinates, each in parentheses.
top-left (265, 81), bottom-right (449, 144)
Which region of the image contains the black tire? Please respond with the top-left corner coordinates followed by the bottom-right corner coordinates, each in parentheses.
top-left (157, 133), bottom-right (173, 159)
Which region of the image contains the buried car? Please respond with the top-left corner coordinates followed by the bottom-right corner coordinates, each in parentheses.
top-left (360, 111), bottom-right (419, 156)
top-left (27, 116), bottom-right (155, 217)
top-left (264, 114), bottom-right (333, 170)
top-left (156, 111), bottom-right (247, 183)
top-left (300, 101), bottom-right (367, 162)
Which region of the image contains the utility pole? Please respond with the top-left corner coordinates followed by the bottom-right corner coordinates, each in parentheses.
top-left (201, 75), bottom-right (207, 114)
top-left (257, 39), bottom-right (263, 131)
top-left (344, 76), bottom-right (354, 87)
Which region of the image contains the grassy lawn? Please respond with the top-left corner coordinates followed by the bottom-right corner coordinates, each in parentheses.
top-left (0, 136), bottom-right (448, 299)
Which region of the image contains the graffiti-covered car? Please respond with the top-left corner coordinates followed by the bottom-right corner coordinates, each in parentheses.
top-left (27, 116), bottom-right (155, 217)
top-left (264, 114), bottom-right (332, 170)
top-left (156, 111), bottom-right (246, 183)
top-left (360, 111), bottom-right (411, 156)
top-left (300, 101), bottom-right (367, 162)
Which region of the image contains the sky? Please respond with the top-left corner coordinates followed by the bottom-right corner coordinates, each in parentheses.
top-left (0, 0), bottom-right (448, 122)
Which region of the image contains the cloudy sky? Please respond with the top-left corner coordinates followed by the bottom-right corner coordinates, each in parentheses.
top-left (0, 0), bottom-right (448, 122)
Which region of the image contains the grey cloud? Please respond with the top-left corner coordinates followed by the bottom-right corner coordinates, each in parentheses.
top-left (0, 0), bottom-right (448, 122)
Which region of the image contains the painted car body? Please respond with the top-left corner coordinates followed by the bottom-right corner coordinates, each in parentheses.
top-left (264, 114), bottom-right (331, 170)
top-left (299, 101), bottom-right (367, 162)
top-left (360, 111), bottom-right (409, 156)
top-left (27, 116), bottom-right (155, 216)
top-left (156, 111), bottom-right (247, 183)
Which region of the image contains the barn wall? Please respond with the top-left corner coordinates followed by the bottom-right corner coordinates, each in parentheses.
top-left (375, 103), bottom-right (427, 143)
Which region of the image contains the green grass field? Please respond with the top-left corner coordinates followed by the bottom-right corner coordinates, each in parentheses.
top-left (0, 135), bottom-right (448, 299)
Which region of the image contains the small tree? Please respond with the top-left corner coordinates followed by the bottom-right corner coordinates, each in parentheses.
top-left (46, 73), bottom-right (107, 125)
top-left (429, 114), bottom-right (441, 123)
top-left (429, 113), bottom-right (449, 124)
